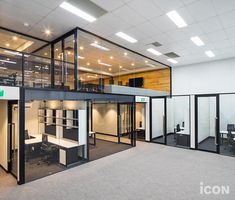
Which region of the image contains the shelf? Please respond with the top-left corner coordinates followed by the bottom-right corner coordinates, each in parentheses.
top-left (38, 115), bottom-right (78, 121)
top-left (40, 122), bottom-right (78, 129)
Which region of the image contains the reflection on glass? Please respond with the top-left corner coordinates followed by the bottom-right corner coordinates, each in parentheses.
top-left (220, 94), bottom-right (235, 157)
top-left (24, 100), bottom-right (87, 182)
top-left (167, 96), bottom-right (190, 147)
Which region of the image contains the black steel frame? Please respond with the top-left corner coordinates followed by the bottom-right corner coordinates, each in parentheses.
top-left (195, 94), bottom-right (220, 154)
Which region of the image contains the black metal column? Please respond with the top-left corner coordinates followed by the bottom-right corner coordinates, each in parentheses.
top-left (74, 30), bottom-right (78, 90)
top-left (18, 87), bottom-right (25, 184)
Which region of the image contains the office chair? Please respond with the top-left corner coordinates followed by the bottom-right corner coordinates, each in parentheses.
top-left (38, 135), bottom-right (59, 165)
top-left (227, 132), bottom-right (234, 152)
top-left (176, 124), bottom-right (181, 132)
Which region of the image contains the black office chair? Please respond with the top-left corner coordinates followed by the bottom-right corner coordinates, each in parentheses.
top-left (227, 132), bottom-right (234, 152)
top-left (176, 124), bottom-right (181, 132)
top-left (224, 124), bottom-right (235, 149)
top-left (38, 135), bottom-right (59, 165)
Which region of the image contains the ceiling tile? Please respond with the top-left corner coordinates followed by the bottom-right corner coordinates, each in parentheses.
top-left (206, 30), bottom-right (228, 42)
top-left (134, 21), bottom-right (162, 38)
top-left (32, 0), bottom-right (64, 9)
top-left (150, 15), bottom-right (178, 32)
top-left (212, 0), bottom-right (235, 15)
top-left (225, 26), bottom-right (235, 39)
top-left (219, 10), bottom-right (235, 28)
top-left (112, 5), bottom-right (146, 26)
top-left (182, 23), bottom-right (204, 36)
top-left (128, 0), bottom-right (164, 19)
top-left (153, 0), bottom-right (184, 12)
top-left (213, 40), bottom-right (231, 50)
top-left (198, 16), bottom-right (223, 34)
top-left (186, 0), bottom-right (217, 21)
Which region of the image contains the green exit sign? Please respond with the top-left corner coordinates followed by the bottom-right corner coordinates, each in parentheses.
top-left (141, 98), bottom-right (146, 102)
top-left (0, 90), bottom-right (4, 97)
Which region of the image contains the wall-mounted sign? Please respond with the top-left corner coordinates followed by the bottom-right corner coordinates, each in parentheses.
top-left (135, 96), bottom-right (149, 103)
top-left (0, 90), bottom-right (4, 97)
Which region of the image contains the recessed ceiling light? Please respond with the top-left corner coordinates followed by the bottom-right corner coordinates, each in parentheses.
top-left (55, 48), bottom-right (58, 51)
top-left (147, 48), bottom-right (162, 56)
top-left (205, 50), bottom-right (215, 58)
top-left (79, 46), bottom-right (84, 50)
top-left (167, 58), bottom-right (178, 64)
top-left (5, 43), bottom-right (10, 47)
top-left (108, 68), bottom-right (112, 71)
top-left (145, 60), bottom-right (148, 63)
top-left (60, 1), bottom-right (96, 22)
top-left (86, 62), bottom-right (90, 66)
top-left (131, 63), bottom-right (135, 66)
top-left (45, 29), bottom-right (51, 35)
top-left (44, 52), bottom-right (48, 56)
top-left (24, 22), bottom-right (29, 27)
top-left (110, 56), bottom-right (113, 59)
top-left (124, 52), bottom-right (128, 56)
top-left (116, 32), bottom-right (137, 43)
top-left (90, 42), bottom-right (110, 51)
top-left (191, 36), bottom-right (204, 46)
top-left (99, 62), bottom-right (112, 67)
top-left (119, 65), bottom-right (122, 69)
top-left (13, 36), bottom-right (18, 41)
top-left (166, 10), bottom-right (187, 28)
top-left (78, 56), bottom-right (85, 59)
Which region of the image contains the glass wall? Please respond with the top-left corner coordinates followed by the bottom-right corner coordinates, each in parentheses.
top-left (166, 96), bottom-right (190, 148)
top-left (151, 98), bottom-right (166, 144)
top-left (220, 94), bottom-right (235, 156)
top-left (24, 100), bottom-right (87, 182)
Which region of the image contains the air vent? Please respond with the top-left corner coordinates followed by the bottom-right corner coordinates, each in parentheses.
top-left (69, 0), bottom-right (107, 18)
top-left (152, 41), bottom-right (162, 47)
top-left (164, 52), bottom-right (180, 58)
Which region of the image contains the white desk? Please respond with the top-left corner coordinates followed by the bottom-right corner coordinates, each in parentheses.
top-left (25, 134), bottom-right (79, 148)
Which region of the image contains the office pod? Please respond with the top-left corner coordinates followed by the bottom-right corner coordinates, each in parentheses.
top-left (195, 95), bottom-right (220, 153)
top-left (219, 94), bottom-right (235, 157)
top-left (24, 100), bottom-right (87, 182)
top-left (151, 97), bottom-right (166, 144)
top-left (89, 102), bottom-right (134, 161)
top-left (166, 96), bottom-right (190, 148)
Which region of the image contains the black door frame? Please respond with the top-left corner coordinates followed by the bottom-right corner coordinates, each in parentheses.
top-left (117, 102), bottom-right (136, 146)
top-left (7, 100), bottom-right (18, 179)
top-left (150, 96), bottom-right (167, 145)
top-left (195, 94), bottom-right (220, 154)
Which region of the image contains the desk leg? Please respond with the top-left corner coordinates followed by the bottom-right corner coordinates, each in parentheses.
top-left (221, 133), bottom-right (223, 145)
top-left (94, 133), bottom-right (96, 146)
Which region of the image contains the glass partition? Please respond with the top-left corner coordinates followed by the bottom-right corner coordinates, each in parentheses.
top-left (196, 95), bottom-right (219, 153)
top-left (151, 98), bottom-right (166, 144)
top-left (24, 100), bottom-right (87, 182)
top-left (166, 96), bottom-right (190, 148)
top-left (220, 94), bottom-right (235, 156)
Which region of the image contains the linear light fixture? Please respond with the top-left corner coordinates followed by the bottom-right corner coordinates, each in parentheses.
top-left (17, 41), bottom-right (34, 51)
top-left (60, 2), bottom-right (96, 22)
top-left (147, 63), bottom-right (157, 67)
top-left (147, 48), bottom-right (162, 56)
top-left (78, 56), bottom-right (85, 59)
top-left (90, 42), bottom-right (110, 51)
top-left (4, 50), bottom-right (30, 57)
top-left (191, 36), bottom-right (204, 46)
top-left (0, 59), bottom-right (17, 64)
top-left (167, 58), bottom-right (178, 64)
top-left (115, 32), bottom-right (137, 43)
top-left (205, 50), bottom-right (215, 58)
top-left (166, 10), bottom-right (187, 28)
top-left (98, 62), bottom-right (112, 67)
top-left (0, 67), bottom-right (7, 70)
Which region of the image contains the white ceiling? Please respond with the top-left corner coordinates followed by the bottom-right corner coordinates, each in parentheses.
top-left (1, 0), bottom-right (235, 67)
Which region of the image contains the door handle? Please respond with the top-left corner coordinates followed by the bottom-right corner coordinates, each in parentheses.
top-left (7, 123), bottom-right (11, 162)
top-left (215, 117), bottom-right (218, 145)
top-left (163, 115), bottom-right (165, 138)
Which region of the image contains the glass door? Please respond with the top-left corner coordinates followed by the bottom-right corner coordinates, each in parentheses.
top-left (118, 103), bottom-right (135, 146)
top-left (8, 101), bottom-right (18, 178)
top-left (196, 95), bottom-right (219, 153)
top-left (151, 97), bottom-right (166, 144)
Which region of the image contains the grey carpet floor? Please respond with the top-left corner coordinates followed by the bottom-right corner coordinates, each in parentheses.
top-left (1, 142), bottom-right (235, 200)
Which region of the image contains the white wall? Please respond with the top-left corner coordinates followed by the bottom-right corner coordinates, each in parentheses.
top-left (152, 99), bottom-right (165, 138)
top-left (167, 96), bottom-right (190, 135)
top-left (0, 101), bottom-right (8, 170)
top-left (173, 58), bottom-right (235, 95)
top-left (92, 103), bottom-right (118, 135)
